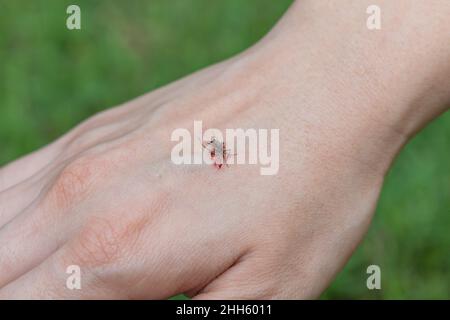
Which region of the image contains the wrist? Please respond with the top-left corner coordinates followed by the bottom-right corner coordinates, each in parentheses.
top-left (243, 0), bottom-right (450, 173)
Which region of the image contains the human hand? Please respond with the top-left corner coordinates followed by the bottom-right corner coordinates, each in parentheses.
top-left (1, 0), bottom-right (449, 299)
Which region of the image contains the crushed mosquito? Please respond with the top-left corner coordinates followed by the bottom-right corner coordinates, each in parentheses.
top-left (201, 136), bottom-right (234, 169)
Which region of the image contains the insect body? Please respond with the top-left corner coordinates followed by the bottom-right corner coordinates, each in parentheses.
top-left (202, 136), bottom-right (232, 169)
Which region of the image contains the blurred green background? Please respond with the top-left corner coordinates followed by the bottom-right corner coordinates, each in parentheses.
top-left (1, 0), bottom-right (449, 299)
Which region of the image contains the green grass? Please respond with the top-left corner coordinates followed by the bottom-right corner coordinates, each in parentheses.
top-left (1, 0), bottom-right (449, 299)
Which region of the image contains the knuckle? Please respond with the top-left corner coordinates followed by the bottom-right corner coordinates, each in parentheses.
top-left (70, 218), bottom-right (125, 268)
top-left (67, 214), bottom-right (150, 269)
top-left (46, 156), bottom-right (106, 210)
top-left (66, 125), bottom-right (110, 155)
top-left (61, 214), bottom-right (152, 293)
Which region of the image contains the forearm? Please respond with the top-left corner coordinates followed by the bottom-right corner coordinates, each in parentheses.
top-left (240, 0), bottom-right (450, 174)
top-left (275, 0), bottom-right (450, 131)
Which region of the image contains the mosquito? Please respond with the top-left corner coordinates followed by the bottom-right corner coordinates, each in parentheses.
top-left (201, 136), bottom-right (235, 169)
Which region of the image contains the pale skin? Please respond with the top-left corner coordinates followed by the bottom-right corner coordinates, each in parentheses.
top-left (0, 0), bottom-right (449, 299)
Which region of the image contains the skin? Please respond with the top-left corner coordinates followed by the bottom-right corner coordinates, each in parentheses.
top-left (0, 0), bottom-right (449, 299)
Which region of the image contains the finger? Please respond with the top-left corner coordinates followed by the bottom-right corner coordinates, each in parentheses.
top-left (0, 109), bottom-right (120, 194)
top-left (0, 178), bottom-right (46, 227)
top-left (0, 93), bottom-right (158, 195)
top-left (0, 149), bottom-right (94, 228)
top-left (0, 141), bottom-right (61, 193)
top-left (0, 220), bottom-right (246, 299)
top-left (0, 200), bottom-right (69, 288)
top-left (0, 248), bottom-right (116, 299)
top-left (0, 217), bottom-right (153, 299)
